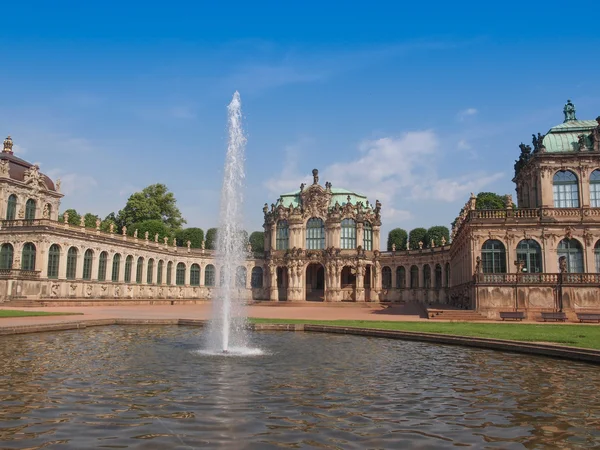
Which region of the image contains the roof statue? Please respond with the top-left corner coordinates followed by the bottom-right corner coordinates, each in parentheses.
top-left (563, 99), bottom-right (576, 122)
top-left (312, 168), bottom-right (319, 185)
top-left (3, 136), bottom-right (13, 154)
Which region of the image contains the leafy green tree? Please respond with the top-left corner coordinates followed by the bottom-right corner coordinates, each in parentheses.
top-left (387, 228), bottom-right (408, 251)
top-left (475, 192), bottom-right (506, 210)
top-left (129, 219), bottom-right (172, 242)
top-left (101, 218), bottom-right (117, 233)
top-left (58, 208), bottom-right (81, 226)
top-left (249, 231), bottom-right (265, 253)
top-left (409, 227), bottom-right (428, 250)
top-left (83, 213), bottom-right (99, 228)
top-left (176, 228), bottom-right (204, 248)
top-left (427, 226), bottom-right (450, 247)
top-left (118, 184), bottom-right (186, 231)
top-left (205, 228), bottom-right (218, 250)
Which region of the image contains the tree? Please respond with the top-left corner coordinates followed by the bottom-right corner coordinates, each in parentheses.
top-left (427, 226), bottom-right (450, 247)
top-left (476, 192), bottom-right (506, 210)
top-left (205, 228), bottom-right (218, 250)
top-left (129, 219), bottom-right (172, 242)
top-left (118, 184), bottom-right (186, 231)
top-left (249, 231), bottom-right (265, 253)
top-left (58, 208), bottom-right (81, 226)
top-left (409, 227), bottom-right (428, 250)
top-left (83, 213), bottom-right (100, 228)
top-left (387, 228), bottom-right (408, 251)
top-left (176, 228), bottom-right (204, 248)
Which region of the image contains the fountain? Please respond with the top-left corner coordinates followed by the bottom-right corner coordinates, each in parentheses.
top-left (205, 91), bottom-right (255, 355)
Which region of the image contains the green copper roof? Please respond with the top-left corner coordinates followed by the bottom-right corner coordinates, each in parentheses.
top-left (278, 187), bottom-right (369, 208)
top-left (542, 119), bottom-right (597, 153)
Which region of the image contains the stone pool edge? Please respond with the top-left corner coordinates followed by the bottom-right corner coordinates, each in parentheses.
top-left (1, 319), bottom-right (599, 365)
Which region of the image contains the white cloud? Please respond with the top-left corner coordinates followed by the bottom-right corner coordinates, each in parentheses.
top-left (12, 144), bottom-right (26, 155)
top-left (457, 139), bottom-right (471, 150)
top-left (45, 170), bottom-right (98, 196)
top-left (458, 107), bottom-right (478, 121)
top-left (263, 138), bottom-right (315, 195)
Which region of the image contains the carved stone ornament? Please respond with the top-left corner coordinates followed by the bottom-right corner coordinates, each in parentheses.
top-left (23, 165), bottom-right (42, 188)
top-left (0, 159), bottom-right (9, 177)
top-left (300, 184), bottom-right (331, 218)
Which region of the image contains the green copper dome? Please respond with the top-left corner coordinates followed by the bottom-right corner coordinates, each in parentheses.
top-left (278, 187), bottom-right (369, 209)
top-left (542, 119), bottom-right (597, 153)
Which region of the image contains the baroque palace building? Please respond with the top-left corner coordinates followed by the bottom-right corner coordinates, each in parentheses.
top-left (0, 101), bottom-right (598, 318)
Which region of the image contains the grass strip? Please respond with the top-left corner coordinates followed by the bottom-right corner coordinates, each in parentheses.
top-left (0, 310), bottom-right (83, 318)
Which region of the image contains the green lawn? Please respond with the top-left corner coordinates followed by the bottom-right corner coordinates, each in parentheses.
top-left (0, 310), bottom-right (82, 318)
top-left (249, 318), bottom-right (600, 350)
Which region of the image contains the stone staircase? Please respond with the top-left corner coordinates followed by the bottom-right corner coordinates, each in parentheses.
top-left (426, 307), bottom-right (490, 321)
top-left (3, 298), bottom-right (43, 307)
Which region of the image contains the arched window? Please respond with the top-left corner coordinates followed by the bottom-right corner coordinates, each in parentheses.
top-left (124, 256), bottom-right (133, 283)
top-left (157, 260), bottom-right (163, 284)
top-left (435, 264), bottom-right (442, 289)
top-left (236, 266), bottom-right (247, 287)
top-left (112, 254), bottom-right (121, 282)
top-left (396, 266), bottom-right (405, 288)
top-left (205, 264), bottom-right (215, 286)
top-left (66, 247), bottom-right (78, 280)
top-left (83, 250), bottom-right (93, 280)
top-left (558, 239), bottom-right (584, 273)
top-left (98, 251), bottom-right (108, 281)
top-left (306, 218), bottom-right (325, 250)
top-left (190, 264), bottom-right (200, 286)
top-left (47, 244), bottom-right (60, 278)
top-left (341, 218), bottom-right (356, 249)
top-left (44, 204), bottom-right (52, 219)
top-left (0, 243), bottom-right (14, 269)
top-left (251, 267), bottom-right (263, 288)
top-left (423, 264), bottom-right (431, 289)
top-left (176, 262), bottom-right (186, 285)
top-left (147, 258), bottom-right (154, 284)
top-left (516, 239), bottom-right (542, 273)
top-left (166, 261), bottom-right (173, 285)
top-left (136, 257), bottom-right (144, 283)
top-left (276, 220), bottom-right (289, 250)
top-left (595, 240), bottom-right (600, 273)
top-left (22, 242), bottom-right (36, 271)
top-left (6, 194), bottom-right (16, 220)
top-left (445, 263), bottom-right (450, 287)
top-left (553, 170), bottom-right (579, 208)
top-left (410, 265), bottom-right (419, 288)
top-left (25, 199), bottom-right (36, 220)
top-left (590, 169), bottom-right (600, 208)
top-left (481, 240), bottom-right (506, 273)
top-left (363, 222), bottom-right (373, 251)
top-left (382, 266), bottom-right (392, 289)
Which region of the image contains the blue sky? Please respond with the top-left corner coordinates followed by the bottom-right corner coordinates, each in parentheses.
top-left (1, 1), bottom-right (599, 246)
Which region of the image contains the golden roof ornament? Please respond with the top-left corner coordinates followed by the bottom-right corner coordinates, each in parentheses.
top-left (3, 136), bottom-right (13, 154)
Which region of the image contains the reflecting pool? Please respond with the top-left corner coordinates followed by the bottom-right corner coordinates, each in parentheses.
top-left (0, 326), bottom-right (599, 449)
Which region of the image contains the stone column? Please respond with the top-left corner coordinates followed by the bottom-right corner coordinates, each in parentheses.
top-left (90, 253), bottom-right (100, 281)
top-left (38, 242), bottom-right (47, 277)
top-left (141, 258), bottom-right (148, 284)
top-left (152, 259), bottom-right (158, 285)
top-left (540, 170), bottom-right (554, 208)
top-left (119, 256), bottom-right (126, 283)
top-left (355, 263), bottom-right (365, 302)
top-left (269, 264), bottom-right (278, 301)
top-left (245, 265), bottom-right (252, 289)
top-left (185, 262), bottom-right (191, 286)
top-left (199, 263), bottom-right (205, 286)
top-left (270, 224), bottom-right (276, 251)
top-left (75, 251), bottom-right (85, 280)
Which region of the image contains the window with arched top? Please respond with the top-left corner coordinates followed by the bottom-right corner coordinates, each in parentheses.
top-left (306, 218), bottom-right (325, 250)
top-left (147, 259), bottom-right (154, 284)
top-left (236, 266), bottom-right (247, 287)
top-left (595, 240), bottom-right (600, 273)
top-left (176, 262), bottom-right (186, 285)
top-left (396, 266), bottom-right (405, 289)
top-left (435, 264), bottom-right (442, 289)
top-left (157, 260), bottom-right (164, 284)
top-left (166, 261), bottom-right (173, 285)
top-left (190, 264), bottom-right (200, 286)
top-left (98, 251), bottom-right (108, 281)
top-left (410, 265), bottom-right (419, 288)
top-left (0, 243), bottom-right (14, 269)
top-left (112, 254), bottom-right (121, 282)
top-left (423, 265), bottom-right (431, 289)
top-left (6, 194), bottom-right (16, 220)
top-left (136, 257), bottom-right (144, 283)
top-left (47, 244), bottom-right (60, 279)
top-left (382, 266), bottom-right (392, 289)
top-left (276, 220), bottom-right (289, 250)
top-left (22, 243), bottom-right (36, 271)
top-left (251, 267), bottom-right (263, 288)
top-left (590, 170), bottom-right (600, 208)
top-left (341, 218), bottom-right (356, 249)
top-left (124, 255), bottom-right (133, 283)
top-left (205, 264), bottom-right (215, 286)
top-left (481, 240), bottom-right (506, 273)
top-left (66, 247), bottom-right (78, 280)
top-left (25, 199), bottom-right (36, 220)
top-left (363, 222), bottom-right (373, 251)
top-left (558, 239), bottom-right (584, 273)
top-left (83, 250), bottom-right (93, 280)
top-left (553, 170), bottom-right (579, 208)
top-left (516, 239), bottom-right (542, 273)
top-left (445, 263), bottom-right (450, 287)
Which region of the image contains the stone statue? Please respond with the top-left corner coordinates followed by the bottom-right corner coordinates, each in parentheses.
top-left (122, 225), bottom-right (127, 236)
top-left (263, 203), bottom-right (268, 215)
top-left (56, 179), bottom-right (61, 192)
top-left (173, 237), bottom-right (177, 246)
top-left (441, 236), bottom-right (447, 246)
top-left (504, 194), bottom-right (514, 209)
top-left (79, 216), bottom-right (85, 227)
top-left (431, 239), bottom-right (435, 248)
top-left (95, 219), bottom-right (101, 230)
top-left (418, 241), bottom-right (423, 250)
top-left (406, 238), bottom-right (410, 250)
top-left (201, 240), bottom-right (205, 250)
top-left (63, 212), bottom-right (69, 223)
top-left (134, 229), bottom-right (138, 238)
top-left (392, 243), bottom-right (396, 252)
top-left (164, 236), bottom-right (168, 245)
top-left (577, 134), bottom-right (587, 151)
top-left (559, 256), bottom-right (568, 274)
top-left (563, 99), bottom-right (576, 122)
top-left (110, 223), bottom-right (115, 233)
top-left (0, 159), bottom-right (9, 176)
top-left (592, 118), bottom-right (600, 151)
top-left (300, 183), bottom-right (305, 192)
top-left (475, 256), bottom-right (481, 274)
top-left (42, 203), bottom-right (49, 219)
top-left (187, 240), bottom-right (191, 250)
top-left (144, 231), bottom-right (149, 240)
top-left (312, 168), bottom-right (319, 185)
top-left (247, 243), bottom-right (252, 252)
top-left (154, 233), bottom-right (159, 242)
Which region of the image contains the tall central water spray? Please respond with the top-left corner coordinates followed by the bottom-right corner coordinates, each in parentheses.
top-left (207, 91), bottom-right (250, 353)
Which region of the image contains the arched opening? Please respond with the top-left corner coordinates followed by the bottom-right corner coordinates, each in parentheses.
top-left (381, 266), bottom-right (392, 289)
top-left (112, 254), bottom-right (121, 282)
top-left (66, 247), bottom-right (78, 280)
top-left (423, 265), bottom-right (431, 289)
top-left (47, 244), bottom-right (60, 279)
top-left (136, 257), bottom-right (144, 283)
top-left (166, 261), bottom-right (173, 285)
top-left (557, 239), bottom-right (584, 273)
top-left (305, 263), bottom-right (325, 301)
top-left (341, 218), bottom-right (356, 249)
top-left (6, 194), bottom-right (16, 220)
top-left (21, 243), bottom-right (36, 271)
top-left (176, 262), bottom-right (186, 285)
top-left (236, 266), bottom-right (247, 287)
top-left (276, 220), bottom-right (289, 250)
top-left (251, 267), bottom-right (263, 288)
top-left (410, 265), bottom-right (419, 288)
top-left (590, 169), bottom-right (600, 207)
top-left (277, 266), bottom-right (288, 301)
top-left (445, 263), bottom-right (450, 287)
top-left (516, 239), bottom-right (542, 273)
top-left (0, 243), bottom-right (14, 269)
top-left (595, 240), bottom-right (600, 273)
top-left (306, 218), bottom-right (325, 250)
top-left (147, 258), bottom-right (154, 284)
top-left (98, 251), bottom-right (108, 281)
top-left (124, 255), bottom-right (133, 283)
top-left (157, 260), bottom-right (164, 284)
top-left (190, 264), bottom-right (200, 286)
top-left (553, 170), bottom-right (579, 208)
top-left (481, 240), bottom-right (506, 273)
top-left (435, 264), bottom-right (442, 289)
top-left (363, 222), bottom-right (373, 251)
top-left (25, 199), bottom-right (36, 220)
top-left (341, 266), bottom-right (356, 301)
top-left (204, 264), bottom-right (215, 286)
top-left (83, 250), bottom-right (93, 280)
top-left (396, 266), bottom-right (406, 289)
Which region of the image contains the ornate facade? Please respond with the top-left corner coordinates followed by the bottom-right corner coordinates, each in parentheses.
top-left (0, 101), bottom-right (598, 318)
